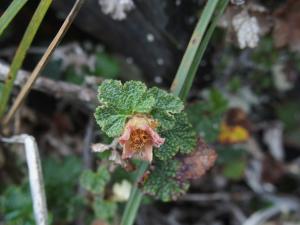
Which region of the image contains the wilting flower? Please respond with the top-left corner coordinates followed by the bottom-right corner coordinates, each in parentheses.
top-left (119, 115), bottom-right (165, 162)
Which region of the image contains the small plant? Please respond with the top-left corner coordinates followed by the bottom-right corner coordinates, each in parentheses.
top-left (94, 79), bottom-right (197, 201)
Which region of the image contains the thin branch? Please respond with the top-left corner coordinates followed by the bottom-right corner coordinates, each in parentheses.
top-left (0, 134), bottom-right (48, 225)
top-left (0, 62), bottom-right (97, 105)
top-left (2, 0), bottom-right (86, 125)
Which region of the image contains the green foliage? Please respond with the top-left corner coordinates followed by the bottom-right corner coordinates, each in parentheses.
top-left (1, 156), bottom-right (82, 225)
top-left (252, 37), bottom-right (279, 70)
top-left (93, 198), bottom-right (117, 222)
top-left (155, 113), bottom-right (196, 160)
top-left (80, 166), bottom-right (110, 195)
top-left (187, 88), bottom-right (228, 142)
top-left (143, 160), bottom-right (189, 202)
top-left (43, 156), bottom-right (83, 223)
top-left (95, 80), bottom-right (184, 137)
top-left (217, 147), bottom-right (247, 180)
top-left (223, 159), bottom-right (246, 180)
top-left (148, 87), bottom-right (183, 130)
top-left (0, 184), bottom-right (35, 225)
top-left (276, 100), bottom-right (300, 146)
top-left (64, 67), bottom-right (85, 85)
top-left (95, 52), bottom-right (120, 78)
top-left (80, 165), bottom-right (119, 223)
top-left (95, 80), bottom-right (154, 137)
top-left (0, 0), bottom-right (52, 118)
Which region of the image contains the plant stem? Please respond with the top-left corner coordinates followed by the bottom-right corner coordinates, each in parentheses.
top-left (0, 0), bottom-right (52, 119)
top-left (120, 1), bottom-right (229, 224)
top-left (120, 161), bottom-right (148, 225)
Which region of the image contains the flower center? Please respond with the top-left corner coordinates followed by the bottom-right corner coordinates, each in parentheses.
top-left (129, 129), bottom-right (151, 151)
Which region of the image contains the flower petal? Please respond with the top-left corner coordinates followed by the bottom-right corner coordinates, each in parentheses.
top-left (122, 141), bottom-right (134, 159)
top-left (142, 144), bottom-right (153, 162)
top-left (119, 126), bottom-right (132, 145)
top-left (146, 127), bottom-right (165, 147)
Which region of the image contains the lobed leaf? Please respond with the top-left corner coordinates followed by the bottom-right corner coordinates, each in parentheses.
top-left (80, 166), bottom-right (110, 195)
top-left (142, 160), bottom-right (189, 202)
top-left (148, 87), bottom-right (184, 130)
top-left (95, 106), bottom-right (128, 137)
top-left (93, 198), bottom-right (117, 222)
top-left (95, 80), bottom-right (157, 137)
top-left (155, 113), bottom-right (197, 160)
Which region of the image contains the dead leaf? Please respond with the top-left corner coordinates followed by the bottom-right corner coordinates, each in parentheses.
top-left (178, 138), bottom-right (217, 180)
top-left (218, 107), bottom-right (251, 144)
top-left (273, 0), bottom-right (300, 51)
top-left (91, 143), bottom-right (111, 152)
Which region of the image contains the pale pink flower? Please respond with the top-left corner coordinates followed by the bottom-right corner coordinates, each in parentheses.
top-left (119, 115), bottom-right (165, 162)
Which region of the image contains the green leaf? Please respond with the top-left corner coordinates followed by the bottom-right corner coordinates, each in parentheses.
top-left (95, 52), bottom-right (120, 79)
top-left (122, 80), bottom-right (153, 112)
top-left (209, 88), bottom-right (228, 113)
top-left (155, 113), bottom-right (196, 160)
top-left (143, 160), bottom-right (189, 202)
top-left (186, 89), bottom-right (228, 142)
top-left (95, 106), bottom-right (128, 137)
top-left (223, 159), bottom-right (246, 180)
top-left (98, 80), bottom-right (155, 114)
top-left (148, 87), bottom-right (183, 113)
top-left (80, 166), bottom-right (110, 195)
top-left (1, 185), bottom-right (35, 225)
top-left (148, 87), bottom-right (183, 130)
top-left (96, 80), bottom-right (157, 137)
top-left (93, 198), bottom-right (117, 222)
top-left (151, 110), bottom-right (175, 130)
top-left (98, 79), bottom-right (124, 107)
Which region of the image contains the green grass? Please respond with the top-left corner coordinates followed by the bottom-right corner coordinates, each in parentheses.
top-left (0, 0), bottom-right (52, 119)
top-left (0, 0), bottom-right (28, 36)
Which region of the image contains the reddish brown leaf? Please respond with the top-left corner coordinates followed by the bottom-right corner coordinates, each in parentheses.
top-left (178, 138), bottom-right (217, 180)
top-left (273, 0), bottom-right (300, 51)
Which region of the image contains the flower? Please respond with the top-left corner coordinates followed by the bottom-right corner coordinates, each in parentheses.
top-left (119, 115), bottom-right (165, 162)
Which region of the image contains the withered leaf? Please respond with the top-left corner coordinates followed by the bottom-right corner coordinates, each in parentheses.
top-left (178, 138), bottom-right (217, 180)
top-left (273, 0), bottom-right (300, 51)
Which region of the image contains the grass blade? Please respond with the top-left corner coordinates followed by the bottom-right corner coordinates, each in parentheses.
top-left (179, 0), bottom-right (230, 99)
top-left (170, 0), bottom-right (220, 99)
top-left (0, 0), bottom-right (28, 36)
top-left (0, 0), bottom-right (52, 119)
top-left (2, 0), bottom-right (86, 125)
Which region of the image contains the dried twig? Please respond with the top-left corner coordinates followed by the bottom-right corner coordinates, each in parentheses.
top-left (0, 62), bottom-right (97, 105)
top-left (0, 134), bottom-right (48, 225)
